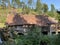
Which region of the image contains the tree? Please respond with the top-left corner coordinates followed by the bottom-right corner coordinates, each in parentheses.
top-left (51, 4), bottom-right (55, 12)
top-left (42, 3), bottom-right (48, 13)
top-left (14, 0), bottom-right (21, 8)
top-left (57, 10), bottom-right (60, 21)
top-left (1, 0), bottom-right (6, 9)
top-left (28, 0), bottom-right (33, 6)
top-left (51, 4), bottom-right (56, 17)
top-left (36, 0), bottom-right (42, 14)
top-left (11, 0), bottom-right (20, 8)
top-left (7, 0), bottom-right (11, 9)
top-left (27, 0), bottom-right (33, 13)
top-left (22, 1), bottom-right (27, 14)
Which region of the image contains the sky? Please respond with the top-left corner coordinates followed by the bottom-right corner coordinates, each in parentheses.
top-left (21, 0), bottom-right (60, 10)
top-left (10, 0), bottom-right (60, 10)
top-left (41, 0), bottom-right (60, 10)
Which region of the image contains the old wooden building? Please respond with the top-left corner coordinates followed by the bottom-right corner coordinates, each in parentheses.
top-left (5, 14), bottom-right (58, 35)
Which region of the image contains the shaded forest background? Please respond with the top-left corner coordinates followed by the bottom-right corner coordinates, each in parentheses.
top-left (0, 0), bottom-right (60, 23)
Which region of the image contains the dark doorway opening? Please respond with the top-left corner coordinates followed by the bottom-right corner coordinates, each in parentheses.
top-left (58, 32), bottom-right (60, 34)
top-left (18, 33), bottom-right (24, 35)
top-left (42, 31), bottom-right (48, 35)
top-left (52, 32), bottom-right (56, 34)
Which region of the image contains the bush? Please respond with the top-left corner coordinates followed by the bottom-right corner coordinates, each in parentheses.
top-left (54, 34), bottom-right (60, 45)
top-left (1, 26), bottom-right (60, 45)
top-left (14, 26), bottom-right (41, 45)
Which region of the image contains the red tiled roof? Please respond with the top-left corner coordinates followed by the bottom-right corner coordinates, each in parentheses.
top-left (6, 14), bottom-right (58, 26)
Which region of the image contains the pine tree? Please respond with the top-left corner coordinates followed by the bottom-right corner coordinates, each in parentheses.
top-left (42, 3), bottom-right (48, 13)
top-left (11, 0), bottom-right (21, 8)
top-left (1, 0), bottom-right (6, 9)
top-left (36, 0), bottom-right (42, 14)
top-left (51, 4), bottom-right (55, 12)
top-left (15, 0), bottom-right (20, 8)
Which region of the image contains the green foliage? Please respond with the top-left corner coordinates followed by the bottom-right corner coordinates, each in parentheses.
top-left (1, 25), bottom-right (60, 45)
top-left (28, 0), bottom-right (33, 6)
top-left (57, 14), bottom-right (60, 22)
top-left (41, 36), bottom-right (50, 43)
top-left (14, 26), bottom-right (41, 45)
top-left (54, 34), bottom-right (60, 45)
top-left (13, 26), bottom-right (59, 45)
top-left (51, 4), bottom-right (56, 13)
top-left (47, 11), bottom-right (54, 17)
top-left (42, 3), bottom-right (48, 13)
top-left (36, 0), bottom-right (42, 14)
top-left (13, 0), bottom-right (20, 8)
